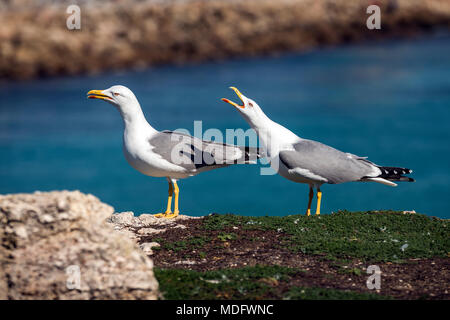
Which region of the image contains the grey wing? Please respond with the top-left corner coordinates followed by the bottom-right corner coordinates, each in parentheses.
top-left (278, 139), bottom-right (380, 184)
top-left (149, 131), bottom-right (257, 173)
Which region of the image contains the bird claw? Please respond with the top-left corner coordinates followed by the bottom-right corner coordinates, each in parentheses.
top-left (164, 212), bottom-right (179, 219)
top-left (154, 211), bottom-right (179, 219)
top-left (153, 213), bottom-right (167, 218)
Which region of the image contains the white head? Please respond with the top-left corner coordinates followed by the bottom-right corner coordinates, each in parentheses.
top-left (87, 85), bottom-right (143, 120)
top-left (221, 87), bottom-right (267, 127)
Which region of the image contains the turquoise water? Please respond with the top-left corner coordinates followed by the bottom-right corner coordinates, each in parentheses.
top-left (1, 35), bottom-right (449, 218)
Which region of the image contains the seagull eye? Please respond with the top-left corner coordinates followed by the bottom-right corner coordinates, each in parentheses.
top-left (113, 92), bottom-right (120, 96)
top-left (248, 102), bottom-right (253, 107)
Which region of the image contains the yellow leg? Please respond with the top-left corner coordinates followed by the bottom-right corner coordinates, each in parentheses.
top-left (306, 186), bottom-right (314, 216)
top-left (315, 188), bottom-right (322, 216)
top-left (165, 182), bottom-right (173, 214)
top-left (154, 181), bottom-right (173, 218)
top-left (164, 181), bottom-right (179, 219)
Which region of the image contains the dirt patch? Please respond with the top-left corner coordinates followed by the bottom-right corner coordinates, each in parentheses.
top-left (139, 216), bottom-right (449, 300)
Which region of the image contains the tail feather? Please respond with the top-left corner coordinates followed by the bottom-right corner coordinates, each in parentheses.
top-left (362, 177), bottom-right (398, 187)
top-left (376, 166), bottom-right (415, 182)
top-left (238, 146), bottom-right (262, 164)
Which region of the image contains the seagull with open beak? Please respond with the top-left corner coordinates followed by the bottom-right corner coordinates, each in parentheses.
top-left (222, 87), bottom-right (414, 215)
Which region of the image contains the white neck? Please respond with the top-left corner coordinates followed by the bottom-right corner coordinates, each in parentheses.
top-left (245, 110), bottom-right (301, 157)
top-left (117, 101), bottom-right (158, 136)
top-left (245, 109), bottom-right (271, 132)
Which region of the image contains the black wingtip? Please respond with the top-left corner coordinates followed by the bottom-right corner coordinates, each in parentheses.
top-left (377, 166), bottom-right (414, 182)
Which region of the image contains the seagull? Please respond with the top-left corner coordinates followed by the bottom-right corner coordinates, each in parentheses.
top-left (87, 85), bottom-right (260, 219)
top-left (222, 87), bottom-right (414, 216)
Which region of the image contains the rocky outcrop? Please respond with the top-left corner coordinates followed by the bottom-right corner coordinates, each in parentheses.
top-left (1, 0), bottom-right (449, 80)
top-left (108, 211), bottom-right (197, 254)
top-left (0, 191), bottom-right (159, 300)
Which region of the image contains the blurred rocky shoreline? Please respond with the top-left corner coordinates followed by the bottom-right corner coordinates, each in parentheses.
top-left (1, 0), bottom-right (450, 80)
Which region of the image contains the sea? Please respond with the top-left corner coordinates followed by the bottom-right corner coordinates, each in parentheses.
top-left (1, 34), bottom-right (449, 218)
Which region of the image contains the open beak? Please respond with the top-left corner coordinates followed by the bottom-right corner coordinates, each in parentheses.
top-left (87, 89), bottom-right (113, 101)
top-left (221, 87), bottom-right (245, 109)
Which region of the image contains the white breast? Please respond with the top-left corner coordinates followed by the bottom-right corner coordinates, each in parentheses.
top-left (123, 129), bottom-right (190, 179)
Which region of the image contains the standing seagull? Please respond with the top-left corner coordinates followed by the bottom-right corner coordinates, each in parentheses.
top-left (222, 87), bottom-right (414, 216)
top-left (88, 85), bottom-right (259, 218)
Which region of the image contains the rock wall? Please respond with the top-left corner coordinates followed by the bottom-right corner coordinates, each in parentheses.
top-left (0, 191), bottom-right (159, 300)
top-left (1, 0), bottom-right (449, 80)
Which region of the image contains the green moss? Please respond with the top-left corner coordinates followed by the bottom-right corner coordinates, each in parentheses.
top-left (161, 240), bottom-right (187, 252)
top-left (188, 236), bottom-right (211, 247)
top-left (160, 236), bottom-right (211, 252)
top-left (155, 265), bottom-right (298, 300)
top-left (153, 212), bottom-right (448, 300)
top-left (154, 265), bottom-right (391, 300)
top-left (285, 286), bottom-right (391, 300)
top-left (337, 267), bottom-right (363, 276)
top-left (203, 211), bottom-right (449, 262)
top-left (217, 232), bottom-right (237, 242)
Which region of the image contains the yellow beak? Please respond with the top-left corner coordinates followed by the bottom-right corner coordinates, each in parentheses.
top-left (221, 86), bottom-right (245, 109)
top-left (87, 89), bottom-right (113, 101)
